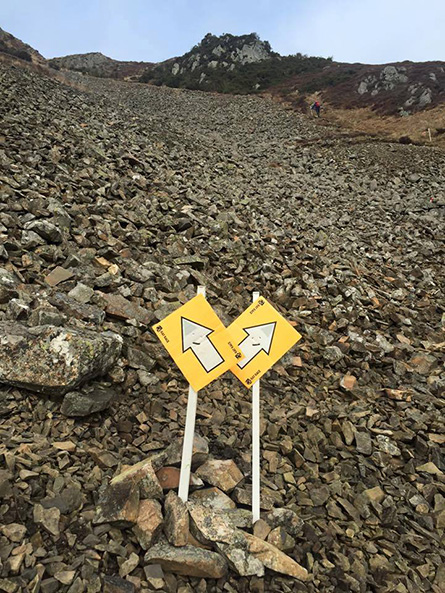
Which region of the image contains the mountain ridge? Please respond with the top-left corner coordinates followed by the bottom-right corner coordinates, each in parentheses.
top-left (1, 26), bottom-right (444, 132)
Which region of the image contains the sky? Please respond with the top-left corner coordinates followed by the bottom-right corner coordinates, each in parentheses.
top-left (1, 0), bottom-right (444, 64)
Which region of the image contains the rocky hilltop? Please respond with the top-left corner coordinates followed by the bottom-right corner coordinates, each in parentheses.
top-left (163, 31), bottom-right (275, 72)
top-left (48, 51), bottom-right (152, 80)
top-left (141, 32), bottom-right (275, 87)
top-left (0, 56), bottom-right (444, 592)
top-left (140, 32), bottom-right (330, 94)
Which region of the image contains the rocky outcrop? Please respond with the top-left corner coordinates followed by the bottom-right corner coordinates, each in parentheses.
top-left (168, 33), bottom-right (273, 78)
top-left (352, 63), bottom-right (444, 113)
top-left (48, 52), bottom-right (152, 80)
top-left (140, 32), bottom-right (287, 92)
top-left (355, 65), bottom-right (437, 112)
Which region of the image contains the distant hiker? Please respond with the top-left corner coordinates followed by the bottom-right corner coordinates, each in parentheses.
top-left (311, 101), bottom-right (321, 117)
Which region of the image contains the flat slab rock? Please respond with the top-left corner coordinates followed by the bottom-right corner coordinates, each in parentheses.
top-left (99, 292), bottom-right (154, 325)
top-left (145, 540), bottom-right (228, 578)
top-left (189, 487), bottom-right (236, 510)
top-left (0, 322), bottom-right (122, 395)
top-left (245, 533), bottom-right (309, 581)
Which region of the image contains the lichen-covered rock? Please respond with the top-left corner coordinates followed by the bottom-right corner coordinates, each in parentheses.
top-left (266, 526), bottom-right (296, 552)
top-left (188, 503), bottom-right (266, 576)
top-left (189, 487), bottom-right (236, 510)
top-left (188, 503), bottom-right (245, 547)
top-left (216, 542), bottom-right (265, 577)
top-left (0, 322), bottom-right (122, 395)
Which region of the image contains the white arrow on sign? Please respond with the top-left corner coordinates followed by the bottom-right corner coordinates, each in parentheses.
top-left (237, 322), bottom-right (276, 369)
top-left (181, 317), bottom-right (224, 373)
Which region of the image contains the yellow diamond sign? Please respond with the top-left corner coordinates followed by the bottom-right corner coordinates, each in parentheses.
top-left (228, 296), bottom-right (302, 387)
top-left (153, 294), bottom-right (243, 391)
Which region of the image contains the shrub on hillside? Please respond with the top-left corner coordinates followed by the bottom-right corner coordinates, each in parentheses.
top-left (141, 52), bottom-right (331, 94)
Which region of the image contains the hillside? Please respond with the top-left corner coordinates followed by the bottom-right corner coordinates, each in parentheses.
top-left (139, 33), bottom-right (445, 117)
top-left (2, 26), bottom-right (445, 123)
top-left (1, 57), bottom-right (444, 592)
top-left (0, 26), bottom-right (46, 65)
top-left (268, 60), bottom-right (445, 115)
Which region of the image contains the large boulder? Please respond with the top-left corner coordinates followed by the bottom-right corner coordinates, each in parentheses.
top-left (0, 322), bottom-right (122, 395)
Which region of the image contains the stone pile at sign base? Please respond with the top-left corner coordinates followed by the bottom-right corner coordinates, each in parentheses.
top-left (92, 434), bottom-right (309, 585)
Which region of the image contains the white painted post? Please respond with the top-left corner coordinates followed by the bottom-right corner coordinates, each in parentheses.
top-left (178, 285), bottom-right (205, 503)
top-left (251, 291), bottom-right (261, 524)
top-left (428, 128), bottom-right (432, 142)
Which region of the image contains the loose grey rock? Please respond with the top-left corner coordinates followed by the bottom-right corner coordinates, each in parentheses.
top-left (24, 220), bottom-right (63, 243)
top-left (61, 385), bottom-right (117, 416)
top-left (68, 283), bottom-right (95, 304)
top-left (355, 431), bottom-right (373, 455)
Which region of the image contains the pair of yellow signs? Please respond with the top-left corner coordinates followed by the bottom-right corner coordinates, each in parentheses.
top-left (153, 294), bottom-right (301, 391)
